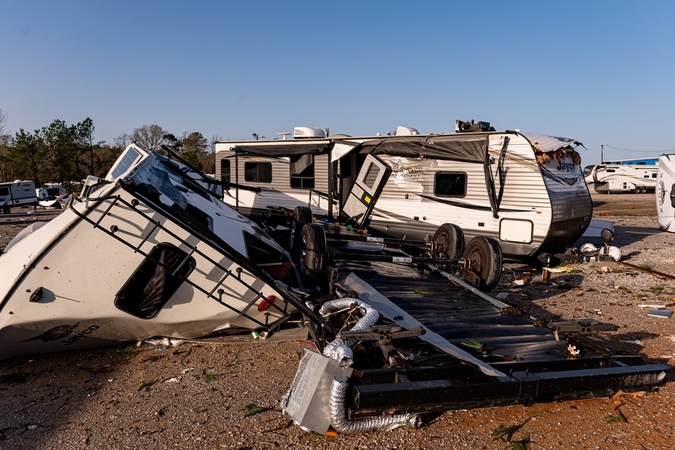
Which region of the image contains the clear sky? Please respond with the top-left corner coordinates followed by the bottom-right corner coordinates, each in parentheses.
top-left (2, 1), bottom-right (674, 165)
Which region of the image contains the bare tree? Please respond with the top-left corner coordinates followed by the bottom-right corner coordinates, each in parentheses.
top-left (131, 124), bottom-right (166, 149)
top-left (0, 108), bottom-right (7, 136)
top-left (0, 109), bottom-right (10, 181)
top-left (114, 133), bottom-right (131, 150)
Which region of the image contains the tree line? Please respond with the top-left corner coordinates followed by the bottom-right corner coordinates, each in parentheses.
top-left (0, 109), bottom-right (216, 187)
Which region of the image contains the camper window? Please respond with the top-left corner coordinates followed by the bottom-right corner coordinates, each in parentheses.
top-left (244, 162), bottom-right (272, 183)
top-left (110, 147), bottom-right (142, 180)
top-left (290, 154), bottom-right (315, 189)
top-left (220, 159), bottom-right (231, 187)
top-left (363, 164), bottom-right (381, 189)
top-left (434, 172), bottom-right (467, 197)
top-left (0, 187), bottom-right (9, 196)
top-left (114, 243), bottom-right (196, 319)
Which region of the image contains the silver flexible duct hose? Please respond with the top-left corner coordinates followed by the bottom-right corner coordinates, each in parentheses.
top-left (329, 378), bottom-right (420, 433)
top-left (320, 298), bottom-right (420, 433)
top-left (319, 298), bottom-right (379, 367)
top-left (319, 298), bottom-right (379, 346)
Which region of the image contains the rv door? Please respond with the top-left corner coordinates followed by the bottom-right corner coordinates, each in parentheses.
top-left (341, 154), bottom-right (391, 229)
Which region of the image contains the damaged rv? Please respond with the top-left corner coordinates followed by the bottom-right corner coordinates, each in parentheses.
top-left (0, 143), bottom-right (317, 361)
top-left (215, 122), bottom-right (593, 261)
top-left (0, 141), bottom-right (668, 435)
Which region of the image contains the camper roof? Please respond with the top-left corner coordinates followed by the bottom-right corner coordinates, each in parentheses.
top-left (227, 131), bottom-right (583, 163)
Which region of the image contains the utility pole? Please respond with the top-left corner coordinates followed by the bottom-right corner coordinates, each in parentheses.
top-left (601, 144), bottom-right (604, 163)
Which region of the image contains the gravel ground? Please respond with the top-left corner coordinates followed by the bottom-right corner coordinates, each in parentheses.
top-left (1, 198), bottom-right (674, 449)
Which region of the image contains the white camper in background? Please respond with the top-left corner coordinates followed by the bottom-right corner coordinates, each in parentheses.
top-left (0, 180), bottom-right (37, 213)
top-left (215, 122), bottom-right (593, 261)
top-left (584, 164), bottom-right (658, 194)
top-left (36, 184), bottom-right (67, 208)
top-left (657, 154), bottom-right (675, 232)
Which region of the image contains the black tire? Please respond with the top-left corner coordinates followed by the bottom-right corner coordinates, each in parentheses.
top-left (2, 206), bottom-right (9, 214)
top-left (432, 223), bottom-right (465, 260)
top-left (301, 223), bottom-right (326, 282)
top-left (293, 206), bottom-right (312, 224)
top-left (463, 236), bottom-right (502, 292)
top-left (290, 206), bottom-right (313, 261)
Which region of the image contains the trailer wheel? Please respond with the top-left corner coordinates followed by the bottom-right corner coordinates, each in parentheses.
top-left (293, 206), bottom-right (312, 224)
top-left (432, 223), bottom-right (465, 260)
top-left (290, 206), bottom-right (313, 261)
top-left (2, 206), bottom-right (9, 214)
top-left (463, 236), bottom-right (502, 292)
top-left (301, 223), bottom-right (326, 282)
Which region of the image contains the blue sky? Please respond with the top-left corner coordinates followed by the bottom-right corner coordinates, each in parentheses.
top-left (2, 1), bottom-right (674, 165)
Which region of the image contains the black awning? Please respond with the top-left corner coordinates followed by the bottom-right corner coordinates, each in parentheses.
top-left (228, 142), bottom-right (333, 158)
top-left (352, 134), bottom-right (489, 163)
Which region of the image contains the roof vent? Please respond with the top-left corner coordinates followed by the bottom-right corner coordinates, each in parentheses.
top-left (293, 127), bottom-right (326, 139)
top-left (395, 126), bottom-right (420, 136)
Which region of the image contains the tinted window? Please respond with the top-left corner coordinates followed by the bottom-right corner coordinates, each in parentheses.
top-left (0, 187), bottom-right (9, 196)
top-left (115, 243), bottom-right (196, 319)
top-left (363, 163), bottom-right (380, 189)
top-left (110, 148), bottom-right (141, 179)
top-left (435, 172), bottom-right (466, 197)
top-left (290, 154), bottom-right (315, 189)
top-left (244, 162), bottom-right (272, 183)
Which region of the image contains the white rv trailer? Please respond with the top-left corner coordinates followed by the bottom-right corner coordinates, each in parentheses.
top-left (0, 143), bottom-right (313, 361)
top-left (215, 125), bottom-right (592, 260)
top-left (584, 164), bottom-right (658, 194)
top-left (36, 183), bottom-right (67, 208)
top-left (656, 154), bottom-right (675, 232)
top-left (0, 180), bottom-right (37, 213)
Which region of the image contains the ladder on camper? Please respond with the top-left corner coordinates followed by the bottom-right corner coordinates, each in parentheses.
top-left (67, 190), bottom-right (311, 331)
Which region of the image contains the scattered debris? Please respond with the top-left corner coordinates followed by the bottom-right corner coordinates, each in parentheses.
top-left (461, 339), bottom-right (493, 354)
top-left (567, 345), bottom-right (581, 357)
top-left (491, 418), bottom-right (531, 444)
top-left (512, 272), bottom-right (531, 287)
top-left (137, 380), bottom-right (157, 391)
top-left (244, 404), bottom-right (270, 417)
top-left (647, 310), bottom-right (673, 319)
top-left (604, 412), bottom-right (627, 423)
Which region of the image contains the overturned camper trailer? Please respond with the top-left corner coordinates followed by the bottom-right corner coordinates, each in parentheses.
top-left (0, 180), bottom-right (37, 213)
top-left (215, 124), bottom-right (592, 260)
top-left (657, 154), bottom-right (675, 232)
top-left (584, 163), bottom-right (658, 194)
top-left (0, 143), bottom-right (317, 362)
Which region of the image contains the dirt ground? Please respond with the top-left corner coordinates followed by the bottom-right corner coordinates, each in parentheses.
top-left (1, 195), bottom-right (674, 450)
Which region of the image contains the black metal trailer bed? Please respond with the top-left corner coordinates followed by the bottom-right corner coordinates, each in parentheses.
top-left (327, 261), bottom-right (669, 419)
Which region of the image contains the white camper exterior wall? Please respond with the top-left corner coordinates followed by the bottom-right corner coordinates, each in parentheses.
top-left (587, 164), bottom-right (658, 193)
top-left (215, 147), bottom-right (333, 217)
top-left (370, 133), bottom-right (554, 256)
top-left (215, 131), bottom-right (591, 259)
top-left (0, 180), bottom-right (38, 209)
top-left (657, 154), bottom-right (675, 232)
